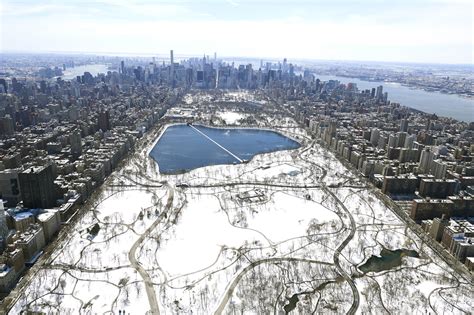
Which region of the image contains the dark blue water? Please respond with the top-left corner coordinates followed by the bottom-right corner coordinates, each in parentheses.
top-left (150, 124), bottom-right (300, 174)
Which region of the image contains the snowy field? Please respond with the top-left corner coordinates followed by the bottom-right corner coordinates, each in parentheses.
top-left (7, 92), bottom-right (473, 314)
top-left (217, 111), bottom-right (247, 124)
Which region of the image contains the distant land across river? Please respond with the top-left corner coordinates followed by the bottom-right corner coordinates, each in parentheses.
top-left (315, 74), bottom-right (474, 123)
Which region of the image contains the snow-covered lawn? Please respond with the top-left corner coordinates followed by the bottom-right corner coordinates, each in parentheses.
top-left (8, 96), bottom-right (473, 314)
top-left (217, 111), bottom-right (246, 124)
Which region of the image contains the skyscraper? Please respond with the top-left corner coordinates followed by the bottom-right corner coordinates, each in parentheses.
top-left (400, 118), bottom-right (409, 132)
top-left (397, 132), bottom-right (407, 148)
top-left (388, 134), bottom-right (397, 148)
top-left (370, 128), bottom-right (380, 146)
top-left (431, 160), bottom-right (447, 179)
top-left (283, 58), bottom-right (288, 73)
top-left (0, 79), bottom-right (7, 93)
top-left (0, 169), bottom-right (21, 207)
top-left (70, 130), bottom-right (82, 158)
top-left (419, 148), bottom-right (434, 174)
top-left (98, 110), bottom-right (111, 131)
top-left (170, 50), bottom-right (175, 87)
top-left (404, 134), bottom-right (415, 149)
top-left (0, 199), bottom-right (8, 245)
top-left (19, 164), bottom-right (56, 209)
top-left (0, 116), bottom-right (15, 136)
top-left (375, 85), bottom-right (383, 101)
top-left (328, 119), bottom-right (337, 136)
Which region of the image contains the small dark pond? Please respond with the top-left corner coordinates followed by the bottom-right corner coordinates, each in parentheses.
top-left (359, 247), bottom-right (420, 273)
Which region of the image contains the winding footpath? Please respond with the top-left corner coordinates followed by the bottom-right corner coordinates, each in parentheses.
top-left (128, 183), bottom-right (174, 315)
top-left (323, 186), bottom-right (360, 314)
top-left (213, 257), bottom-right (334, 315)
top-left (301, 140), bottom-right (360, 313)
top-left (212, 140), bottom-right (361, 314)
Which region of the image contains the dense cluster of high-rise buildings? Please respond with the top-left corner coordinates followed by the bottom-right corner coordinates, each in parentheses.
top-left (0, 56), bottom-right (179, 296)
top-left (283, 79), bottom-right (474, 268)
top-left (111, 50), bottom-right (301, 90)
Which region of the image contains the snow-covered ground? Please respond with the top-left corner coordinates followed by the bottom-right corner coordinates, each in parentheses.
top-left (217, 111), bottom-right (246, 124)
top-left (8, 92), bottom-right (473, 314)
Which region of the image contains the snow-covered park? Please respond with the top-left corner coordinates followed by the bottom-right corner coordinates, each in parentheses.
top-left (7, 92), bottom-right (473, 314)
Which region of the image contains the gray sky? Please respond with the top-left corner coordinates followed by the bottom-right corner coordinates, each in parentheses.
top-left (1, 0), bottom-right (472, 64)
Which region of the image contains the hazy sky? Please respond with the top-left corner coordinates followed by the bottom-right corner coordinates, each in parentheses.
top-left (1, 0), bottom-right (472, 64)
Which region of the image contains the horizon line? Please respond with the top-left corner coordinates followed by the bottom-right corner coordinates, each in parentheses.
top-left (1, 49), bottom-right (473, 67)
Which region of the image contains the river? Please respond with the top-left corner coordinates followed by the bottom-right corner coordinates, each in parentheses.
top-left (315, 74), bottom-right (473, 122)
top-left (61, 64), bottom-right (112, 80)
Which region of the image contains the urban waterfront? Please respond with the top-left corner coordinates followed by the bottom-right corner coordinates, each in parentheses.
top-left (61, 64), bottom-right (111, 80)
top-left (149, 124), bottom-right (301, 174)
top-left (1, 54), bottom-right (473, 314)
top-left (315, 74), bottom-right (474, 122)
top-left (58, 63), bottom-right (473, 122)
top-left (2, 0), bottom-right (474, 312)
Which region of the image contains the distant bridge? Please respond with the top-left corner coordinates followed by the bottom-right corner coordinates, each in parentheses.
top-left (188, 124), bottom-right (244, 163)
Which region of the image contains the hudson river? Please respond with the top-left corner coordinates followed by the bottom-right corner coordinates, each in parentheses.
top-left (61, 64), bottom-right (111, 80)
top-left (315, 75), bottom-right (473, 122)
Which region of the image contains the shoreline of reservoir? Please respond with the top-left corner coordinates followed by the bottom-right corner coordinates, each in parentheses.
top-left (148, 123), bottom-right (301, 175)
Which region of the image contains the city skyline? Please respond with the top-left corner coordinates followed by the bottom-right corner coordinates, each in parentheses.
top-left (1, 0), bottom-right (472, 64)
top-left (1, 52), bottom-right (473, 313)
top-left (0, 1), bottom-right (473, 313)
